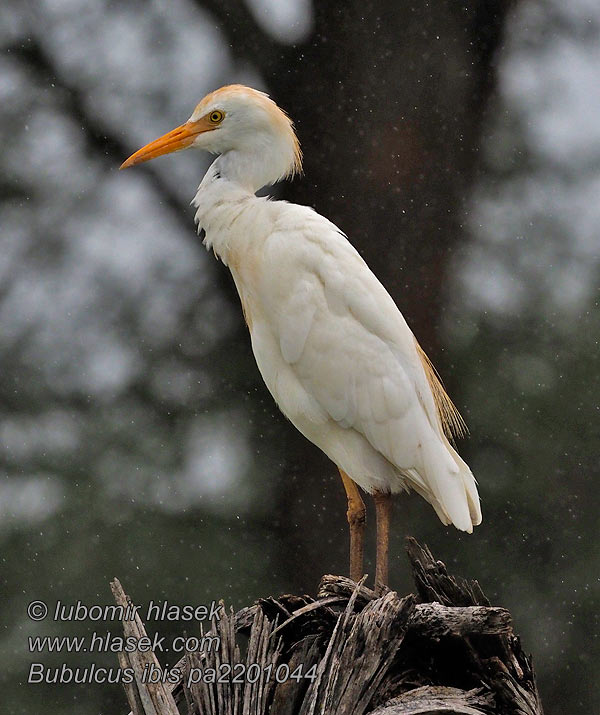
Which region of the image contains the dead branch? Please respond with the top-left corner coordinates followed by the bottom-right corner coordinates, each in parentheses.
top-left (111, 538), bottom-right (543, 715)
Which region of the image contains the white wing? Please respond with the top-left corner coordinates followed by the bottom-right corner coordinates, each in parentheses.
top-left (256, 206), bottom-right (481, 532)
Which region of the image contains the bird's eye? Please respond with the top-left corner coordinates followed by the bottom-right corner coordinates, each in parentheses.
top-left (209, 110), bottom-right (224, 124)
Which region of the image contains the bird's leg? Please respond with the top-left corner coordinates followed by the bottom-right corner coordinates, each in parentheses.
top-left (338, 469), bottom-right (366, 582)
top-left (373, 490), bottom-right (392, 591)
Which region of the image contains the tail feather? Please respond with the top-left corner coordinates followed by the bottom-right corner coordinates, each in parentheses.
top-left (446, 439), bottom-right (482, 526)
top-left (403, 469), bottom-right (452, 526)
top-left (407, 436), bottom-right (481, 533)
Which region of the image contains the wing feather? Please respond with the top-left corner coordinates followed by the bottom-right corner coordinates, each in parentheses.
top-left (414, 340), bottom-right (468, 440)
top-left (254, 207), bottom-right (480, 530)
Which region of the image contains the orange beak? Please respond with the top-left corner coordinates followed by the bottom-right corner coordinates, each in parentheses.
top-left (119, 118), bottom-right (214, 169)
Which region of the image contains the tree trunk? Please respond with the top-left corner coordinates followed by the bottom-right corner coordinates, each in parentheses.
top-left (112, 538), bottom-right (543, 715)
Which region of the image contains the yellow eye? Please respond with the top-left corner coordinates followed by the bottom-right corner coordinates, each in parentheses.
top-left (209, 110), bottom-right (224, 124)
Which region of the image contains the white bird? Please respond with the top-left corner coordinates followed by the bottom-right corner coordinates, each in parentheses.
top-left (121, 85), bottom-right (482, 588)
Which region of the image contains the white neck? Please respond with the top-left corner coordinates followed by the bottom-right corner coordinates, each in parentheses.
top-left (192, 158), bottom-right (259, 263)
top-left (215, 151), bottom-right (268, 193)
top-left (215, 135), bottom-right (295, 193)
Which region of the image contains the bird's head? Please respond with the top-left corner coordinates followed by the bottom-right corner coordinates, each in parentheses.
top-left (120, 85), bottom-right (302, 191)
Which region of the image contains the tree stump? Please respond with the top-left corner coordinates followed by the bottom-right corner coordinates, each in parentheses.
top-left (111, 538), bottom-right (543, 714)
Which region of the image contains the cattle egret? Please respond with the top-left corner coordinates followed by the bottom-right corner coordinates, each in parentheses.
top-left (121, 85), bottom-right (482, 588)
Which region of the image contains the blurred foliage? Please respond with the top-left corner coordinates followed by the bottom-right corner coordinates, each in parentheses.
top-left (0, 1), bottom-right (598, 714)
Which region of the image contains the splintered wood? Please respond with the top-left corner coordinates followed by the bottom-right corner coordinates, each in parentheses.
top-left (110, 578), bottom-right (179, 715)
top-left (112, 539), bottom-right (543, 715)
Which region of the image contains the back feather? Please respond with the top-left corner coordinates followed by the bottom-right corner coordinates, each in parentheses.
top-left (415, 340), bottom-right (468, 441)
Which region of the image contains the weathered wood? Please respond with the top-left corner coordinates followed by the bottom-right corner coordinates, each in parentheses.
top-left (110, 578), bottom-right (179, 715)
top-left (299, 591), bottom-right (414, 715)
top-left (369, 686), bottom-right (495, 714)
top-left (112, 539), bottom-right (543, 715)
top-left (408, 603), bottom-right (512, 638)
top-left (318, 571), bottom-right (512, 638)
top-left (184, 604), bottom-right (283, 715)
top-left (318, 574), bottom-right (378, 605)
top-left (404, 539), bottom-right (543, 715)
